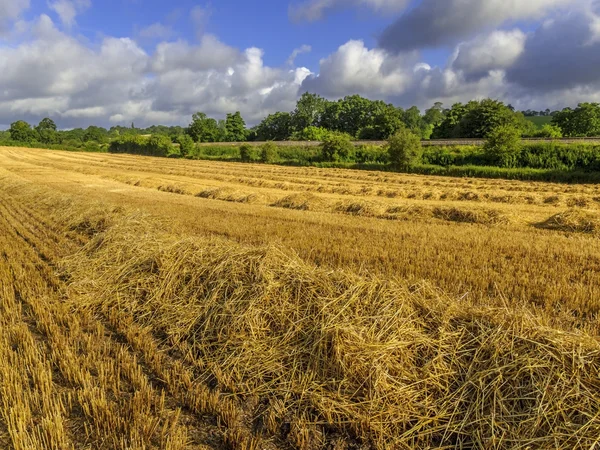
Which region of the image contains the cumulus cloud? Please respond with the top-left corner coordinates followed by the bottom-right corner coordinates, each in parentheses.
top-left (0, 14), bottom-right (311, 128)
top-left (379, 0), bottom-right (573, 52)
top-left (150, 35), bottom-right (240, 73)
top-left (451, 29), bottom-right (527, 80)
top-left (301, 40), bottom-right (417, 98)
top-left (47, 0), bottom-right (91, 27)
top-left (289, 0), bottom-right (409, 22)
top-left (0, 0), bottom-right (29, 31)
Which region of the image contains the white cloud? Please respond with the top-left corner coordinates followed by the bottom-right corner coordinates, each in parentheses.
top-left (301, 40), bottom-right (417, 98)
top-left (451, 29), bottom-right (527, 78)
top-left (47, 0), bottom-right (91, 27)
top-left (150, 35), bottom-right (240, 73)
top-left (289, 0), bottom-right (409, 22)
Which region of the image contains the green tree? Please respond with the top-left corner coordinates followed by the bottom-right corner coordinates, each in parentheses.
top-left (423, 102), bottom-right (445, 127)
top-left (35, 118), bottom-right (58, 144)
top-left (369, 104), bottom-right (404, 139)
top-left (432, 103), bottom-right (468, 139)
top-left (225, 112), bottom-right (247, 142)
top-left (187, 112), bottom-right (221, 143)
top-left (552, 103), bottom-right (600, 137)
top-left (459, 99), bottom-right (521, 138)
top-left (336, 95), bottom-right (375, 137)
top-left (484, 125), bottom-right (522, 167)
top-left (255, 112), bottom-right (292, 141)
top-left (320, 132), bottom-right (354, 162)
top-left (83, 126), bottom-right (108, 143)
top-left (388, 128), bottom-right (422, 168)
top-left (292, 92), bottom-right (328, 131)
top-left (9, 121), bottom-right (36, 143)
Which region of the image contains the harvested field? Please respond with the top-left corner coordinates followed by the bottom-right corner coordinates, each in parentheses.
top-left (1, 146), bottom-right (600, 449)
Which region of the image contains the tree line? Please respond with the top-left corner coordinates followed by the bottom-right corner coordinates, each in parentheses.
top-left (2, 95), bottom-right (600, 149)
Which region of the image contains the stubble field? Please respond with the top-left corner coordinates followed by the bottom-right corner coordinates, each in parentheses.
top-left (0, 146), bottom-right (599, 449)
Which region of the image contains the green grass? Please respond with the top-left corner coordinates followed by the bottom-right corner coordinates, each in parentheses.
top-left (526, 116), bottom-right (553, 129)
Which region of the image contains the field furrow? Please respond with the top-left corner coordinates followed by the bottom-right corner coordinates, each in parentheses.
top-left (1, 146), bottom-right (600, 449)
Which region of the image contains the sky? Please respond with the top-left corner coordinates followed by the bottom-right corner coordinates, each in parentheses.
top-left (0, 0), bottom-right (599, 129)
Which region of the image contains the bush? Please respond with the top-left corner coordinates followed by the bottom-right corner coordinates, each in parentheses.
top-left (239, 144), bottom-right (256, 162)
top-left (148, 134), bottom-right (175, 157)
top-left (533, 124), bottom-right (563, 139)
top-left (355, 145), bottom-right (389, 164)
top-left (175, 134), bottom-right (195, 157)
top-left (260, 142), bottom-right (278, 163)
top-left (484, 125), bottom-right (522, 168)
top-left (320, 132), bottom-right (354, 162)
top-left (291, 126), bottom-right (332, 141)
top-left (388, 128), bottom-right (422, 168)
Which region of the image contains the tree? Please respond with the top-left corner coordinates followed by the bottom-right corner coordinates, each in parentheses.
top-left (423, 102), bottom-right (445, 127)
top-left (484, 125), bottom-right (522, 167)
top-left (36, 118), bottom-right (58, 144)
top-left (83, 126), bottom-right (108, 143)
top-left (552, 103), bottom-right (600, 137)
top-left (36, 118), bottom-right (57, 132)
top-left (387, 128), bottom-right (422, 168)
top-left (188, 112), bottom-right (221, 143)
top-left (459, 99), bottom-right (522, 138)
top-left (369, 104), bottom-right (404, 139)
top-left (255, 112), bottom-right (292, 141)
top-left (320, 132), bottom-right (354, 162)
top-left (432, 103), bottom-right (468, 139)
top-left (9, 121), bottom-right (35, 143)
top-left (292, 93), bottom-right (328, 131)
top-left (336, 95), bottom-right (376, 137)
top-left (225, 112), bottom-right (247, 142)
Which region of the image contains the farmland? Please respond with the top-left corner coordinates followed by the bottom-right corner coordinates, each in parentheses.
top-left (1, 146), bottom-right (600, 449)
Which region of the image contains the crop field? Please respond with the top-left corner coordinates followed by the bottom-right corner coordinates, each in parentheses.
top-left (1, 146), bottom-right (600, 449)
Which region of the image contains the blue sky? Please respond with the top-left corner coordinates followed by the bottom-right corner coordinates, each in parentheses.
top-left (63, 0), bottom-right (408, 70)
top-left (0, 0), bottom-right (598, 128)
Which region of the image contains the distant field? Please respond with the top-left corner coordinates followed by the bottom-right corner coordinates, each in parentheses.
top-left (526, 115), bottom-right (553, 128)
top-left (1, 146), bottom-right (599, 449)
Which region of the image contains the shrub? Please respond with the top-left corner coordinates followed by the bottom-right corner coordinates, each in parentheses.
top-left (534, 124), bottom-right (563, 139)
top-left (388, 128), bottom-right (422, 168)
top-left (83, 141), bottom-right (102, 152)
top-left (239, 144), bottom-right (255, 162)
top-left (175, 134), bottom-right (195, 157)
top-left (320, 132), bottom-right (354, 162)
top-left (484, 125), bottom-right (522, 168)
top-left (148, 134), bottom-right (175, 157)
top-left (291, 126), bottom-right (331, 141)
top-left (260, 142), bottom-right (278, 163)
top-left (355, 145), bottom-right (388, 164)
